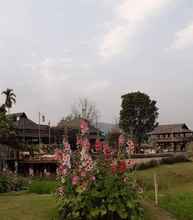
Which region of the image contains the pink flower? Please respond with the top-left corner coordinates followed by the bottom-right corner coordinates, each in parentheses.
top-left (111, 162), bottom-right (117, 174)
top-left (95, 139), bottom-right (102, 152)
top-left (119, 134), bottom-right (125, 146)
top-left (57, 164), bottom-right (67, 176)
top-left (80, 119), bottom-right (89, 134)
top-left (82, 138), bottom-right (90, 151)
top-left (54, 149), bottom-right (63, 161)
top-left (118, 160), bottom-right (127, 173)
top-left (92, 176), bottom-right (96, 181)
top-left (103, 144), bottom-right (111, 160)
top-left (64, 142), bottom-right (71, 151)
top-left (57, 186), bottom-right (65, 196)
top-left (76, 136), bottom-right (82, 145)
top-left (80, 171), bottom-right (86, 177)
top-left (71, 176), bottom-right (79, 186)
top-left (127, 159), bottom-right (135, 168)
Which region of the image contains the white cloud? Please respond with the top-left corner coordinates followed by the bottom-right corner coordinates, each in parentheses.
top-left (99, 0), bottom-right (171, 60)
top-left (169, 22), bottom-right (193, 50)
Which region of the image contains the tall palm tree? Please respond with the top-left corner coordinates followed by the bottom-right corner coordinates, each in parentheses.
top-left (2, 88), bottom-right (16, 114)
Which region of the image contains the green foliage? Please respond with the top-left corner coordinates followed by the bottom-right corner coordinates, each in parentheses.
top-left (136, 155), bottom-right (189, 171)
top-left (0, 112), bottom-right (17, 146)
top-left (1, 88), bottom-right (16, 110)
top-left (59, 172), bottom-right (143, 220)
top-left (57, 132), bottom-right (143, 219)
top-left (0, 88), bottom-right (18, 146)
top-left (29, 180), bottom-right (57, 194)
top-left (0, 174), bottom-right (28, 193)
top-left (119, 91), bottom-right (158, 148)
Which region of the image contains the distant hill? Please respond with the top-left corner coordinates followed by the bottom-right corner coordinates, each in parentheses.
top-left (97, 122), bottom-right (119, 134)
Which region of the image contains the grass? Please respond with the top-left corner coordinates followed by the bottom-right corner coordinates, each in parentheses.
top-left (0, 191), bottom-right (173, 220)
top-left (0, 191), bottom-right (58, 220)
top-left (1, 163), bottom-right (193, 220)
top-left (28, 179), bottom-right (57, 194)
top-left (143, 200), bottom-right (175, 220)
top-left (136, 162), bottom-right (193, 220)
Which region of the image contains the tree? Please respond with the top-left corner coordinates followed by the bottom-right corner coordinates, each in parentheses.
top-left (119, 91), bottom-right (158, 150)
top-left (1, 88), bottom-right (16, 113)
top-left (71, 98), bottom-right (100, 125)
top-left (0, 104), bottom-right (6, 114)
top-left (0, 112), bottom-right (17, 145)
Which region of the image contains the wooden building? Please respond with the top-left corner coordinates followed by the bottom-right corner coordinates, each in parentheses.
top-left (1, 113), bottom-right (104, 175)
top-left (8, 112), bottom-right (64, 145)
top-left (149, 124), bottom-right (193, 152)
top-left (57, 117), bottom-right (105, 149)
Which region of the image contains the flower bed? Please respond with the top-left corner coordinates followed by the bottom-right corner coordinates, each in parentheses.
top-left (55, 121), bottom-right (144, 220)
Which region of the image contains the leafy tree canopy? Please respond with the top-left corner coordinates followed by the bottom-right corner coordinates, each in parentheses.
top-left (119, 91), bottom-right (158, 148)
top-left (1, 88), bottom-right (16, 113)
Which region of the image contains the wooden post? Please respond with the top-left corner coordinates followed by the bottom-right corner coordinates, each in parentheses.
top-left (154, 172), bottom-right (158, 206)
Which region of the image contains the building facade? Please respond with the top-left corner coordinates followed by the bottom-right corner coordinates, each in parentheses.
top-left (149, 124), bottom-right (193, 152)
top-left (8, 112), bottom-right (64, 145)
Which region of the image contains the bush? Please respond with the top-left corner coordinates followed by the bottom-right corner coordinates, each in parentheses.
top-left (160, 155), bottom-right (189, 165)
top-left (135, 155), bottom-right (189, 171)
top-left (56, 135), bottom-right (144, 220)
top-left (29, 180), bottom-right (57, 194)
top-left (0, 173), bottom-right (28, 193)
top-left (59, 173), bottom-right (143, 220)
top-left (0, 176), bottom-right (9, 193)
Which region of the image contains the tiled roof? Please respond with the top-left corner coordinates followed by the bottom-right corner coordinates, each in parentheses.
top-left (149, 124), bottom-right (193, 135)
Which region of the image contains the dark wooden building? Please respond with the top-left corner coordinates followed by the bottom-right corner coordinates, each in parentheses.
top-left (57, 117), bottom-right (105, 149)
top-left (1, 113), bottom-right (104, 175)
top-left (149, 124), bottom-right (193, 152)
top-left (8, 112), bottom-right (64, 145)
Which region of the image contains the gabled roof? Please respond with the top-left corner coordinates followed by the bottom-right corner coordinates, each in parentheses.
top-left (149, 124), bottom-right (193, 135)
top-left (8, 112), bottom-right (27, 119)
top-left (8, 112), bottom-right (48, 130)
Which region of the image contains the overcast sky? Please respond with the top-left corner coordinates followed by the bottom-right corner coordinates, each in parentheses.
top-left (0, 0), bottom-right (193, 127)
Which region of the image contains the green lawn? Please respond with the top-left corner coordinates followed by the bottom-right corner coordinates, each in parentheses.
top-left (0, 191), bottom-right (174, 220)
top-left (136, 162), bottom-right (193, 220)
top-left (0, 192), bottom-right (58, 220)
top-left (1, 163), bottom-right (193, 220)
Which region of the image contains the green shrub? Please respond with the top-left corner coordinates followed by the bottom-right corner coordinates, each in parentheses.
top-left (135, 155), bottom-right (189, 171)
top-left (29, 180), bottom-right (57, 194)
top-left (0, 176), bottom-right (9, 193)
top-left (160, 155), bottom-right (189, 165)
top-left (59, 173), bottom-right (144, 220)
top-left (0, 174), bottom-right (28, 193)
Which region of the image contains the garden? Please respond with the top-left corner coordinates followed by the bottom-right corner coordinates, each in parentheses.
top-left (2, 162), bottom-right (193, 220)
top-left (0, 119), bottom-right (193, 220)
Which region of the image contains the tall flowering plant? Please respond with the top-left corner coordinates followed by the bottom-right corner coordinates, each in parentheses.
top-left (56, 126), bottom-right (143, 220)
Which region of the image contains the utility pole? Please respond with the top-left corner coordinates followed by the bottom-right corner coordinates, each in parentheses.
top-left (48, 120), bottom-right (51, 145)
top-left (38, 112), bottom-right (41, 147)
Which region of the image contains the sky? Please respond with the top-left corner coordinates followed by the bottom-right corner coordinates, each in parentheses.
top-left (0, 0), bottom-right (193, 127)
